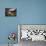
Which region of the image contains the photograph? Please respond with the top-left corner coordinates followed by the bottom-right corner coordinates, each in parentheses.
top-left (18, 24), bottom-right (46, 41)
top-left (18, 24), bottom-right (46, 46)
top-left (5, 8), bottom-right (16, 16)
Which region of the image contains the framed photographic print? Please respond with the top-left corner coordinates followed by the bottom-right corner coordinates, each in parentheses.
top-left (18, 24), bottom-right (46, 41)
top-left (18, 24), bottom-right (46, 46)
top-left (5, 8), bottom-right (16, 16)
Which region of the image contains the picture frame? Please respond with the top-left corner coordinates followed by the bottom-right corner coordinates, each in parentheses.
top-left (5, 8), bottom-right (17, 16)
